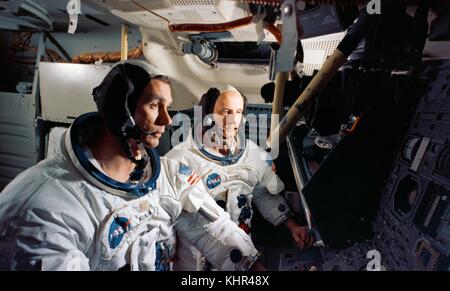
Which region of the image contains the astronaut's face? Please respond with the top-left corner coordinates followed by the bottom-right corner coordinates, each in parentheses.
top-left (133, 79), bottom-right (172, 148)
top-left (212, 91), bottom-right (244, 139)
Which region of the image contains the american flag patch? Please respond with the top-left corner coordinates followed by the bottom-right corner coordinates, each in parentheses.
top-left (178, 163), bottom-right (193, 176)
top-left (187, 172), bottom-right (200, 185)
top-left (179, 163), bottom-right (200, 185)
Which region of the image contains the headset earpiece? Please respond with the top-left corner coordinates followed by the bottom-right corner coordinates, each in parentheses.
top-left (205, 116), bottom-right (214, 127)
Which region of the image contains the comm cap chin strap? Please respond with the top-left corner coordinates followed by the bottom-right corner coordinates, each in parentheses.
top-left (67, 112), bottom-right (161, 198)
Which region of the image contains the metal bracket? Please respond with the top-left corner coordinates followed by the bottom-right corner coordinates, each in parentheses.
top-left (274, 0), bottom-right (298, 73)
top-left (32, 32), bottom-right (45, 112)
top-left (252, 12), bottom-right (267, 44)
top-left (66, 0), bottom-right (81, 34)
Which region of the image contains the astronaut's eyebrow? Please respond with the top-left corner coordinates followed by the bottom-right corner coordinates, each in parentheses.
top-left (148, 95), bottom-right (163, 102)
top-left (148, 95), bottom-right (173, 107)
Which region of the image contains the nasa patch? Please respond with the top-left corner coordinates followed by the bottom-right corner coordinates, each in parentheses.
top-left (108, 217), bottom-right (131, 249)
top-left (206, 173), bottom-right (222, 189)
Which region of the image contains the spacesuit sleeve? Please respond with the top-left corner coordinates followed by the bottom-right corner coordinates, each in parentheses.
top-left (166, 159), bottom-right (260, 271)
top-left (0, 187), bottom-right (92, 271)
top-left (252, 151), bottom-right (292, 226)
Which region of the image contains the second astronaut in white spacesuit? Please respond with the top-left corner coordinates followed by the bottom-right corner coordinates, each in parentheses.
top-left (0, 61), bottom-right (259, 271)
top-left (166, 85), bottom-right (314, 271)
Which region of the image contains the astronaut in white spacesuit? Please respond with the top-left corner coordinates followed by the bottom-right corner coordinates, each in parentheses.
top-left (166, 85), bottom-right (314, 271)
top-left (0, 60), bottom-right (259, 271)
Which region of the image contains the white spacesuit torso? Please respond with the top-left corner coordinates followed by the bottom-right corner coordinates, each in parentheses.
top-left (0, 113), bottom-right (259, 271)
top-left (166, 130), bottom-right (292, 270)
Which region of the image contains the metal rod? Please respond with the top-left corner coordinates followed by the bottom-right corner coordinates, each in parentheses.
top-left (121, 24), bottom-right (129, 61)
top-left (270, 49), bottom-right (347, 143)
top-left (270, 71), bottom-right (288, 137)
top-left (44, 32), bottom-right (71, 62)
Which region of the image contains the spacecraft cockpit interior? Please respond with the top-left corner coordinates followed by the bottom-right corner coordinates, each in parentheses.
top-left (0, 0), bottom-right (449, 271)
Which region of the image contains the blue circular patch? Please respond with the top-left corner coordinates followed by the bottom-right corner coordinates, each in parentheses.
top-left (206, 173), bottom-right (222, 189)
top-left (108, 217), bottom-right (131, 249)
top-left (230, 249), bottom-right (243, 264)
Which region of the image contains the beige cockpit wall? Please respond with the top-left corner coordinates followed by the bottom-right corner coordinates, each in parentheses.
top-left (139, 27), bottom-right (271, 109)
top-left (92, 0), bottom-right (280, 109)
